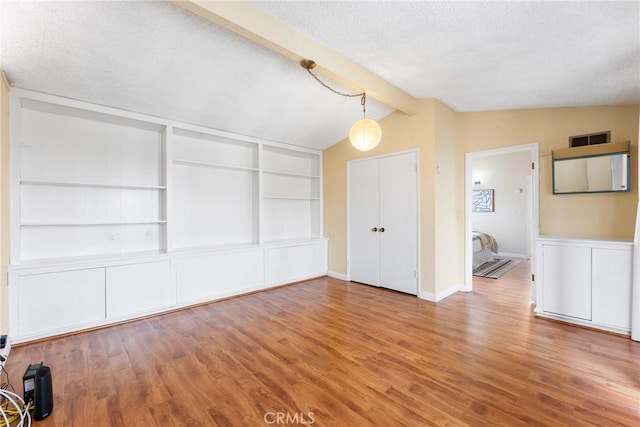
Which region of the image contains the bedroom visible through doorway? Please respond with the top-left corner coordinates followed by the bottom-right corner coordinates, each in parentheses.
top-left (464, 143), bottom-right (539, 294)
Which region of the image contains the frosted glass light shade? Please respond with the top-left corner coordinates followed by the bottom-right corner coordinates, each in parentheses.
top-left (349, 118), bottom-right (382, 151)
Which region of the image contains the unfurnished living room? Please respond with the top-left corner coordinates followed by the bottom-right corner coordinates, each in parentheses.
top-left (0, 1), bottom-right (639, 426)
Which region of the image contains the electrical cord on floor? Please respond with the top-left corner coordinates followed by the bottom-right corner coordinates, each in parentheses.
top-left (0, 365), bottom-right (10, 392)
top-left (0, 389), bottom-right (31, 427)
top-left (0, 365), bottom-right (31, 427)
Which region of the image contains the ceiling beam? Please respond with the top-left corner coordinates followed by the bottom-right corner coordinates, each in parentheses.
top-left (171, 0), bottom-right (418, 115)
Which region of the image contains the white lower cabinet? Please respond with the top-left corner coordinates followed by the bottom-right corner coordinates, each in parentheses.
top-left (17, 268), bottom-right (106, 336)
top-left (541, 245), bottom-right (592, 320)
top-left (9, 239), bottom-right (327, 343)
top-left (266, 241), bottom-right (327, 285)
top-left (106, 261), bottom-right (172, 319)
top-left (176, 249), bottom-right (264, 304)
top-left (536, 237), bottom-right (633, 334)
top-left (592, 248), bottom-right (633, 329)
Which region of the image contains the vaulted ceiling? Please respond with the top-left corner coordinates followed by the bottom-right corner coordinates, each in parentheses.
top-left (1, 1), bottom-right (638, 150)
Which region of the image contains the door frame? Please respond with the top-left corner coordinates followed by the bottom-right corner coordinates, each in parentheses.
top-left (346, 148), bottom-right (420, 294)
top-left (464, 143), bottom-right (539, 293)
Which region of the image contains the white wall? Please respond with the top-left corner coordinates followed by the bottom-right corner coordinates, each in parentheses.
top-left (472, 151), bottom-right (530, 257)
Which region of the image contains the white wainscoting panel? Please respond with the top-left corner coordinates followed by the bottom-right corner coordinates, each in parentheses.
top-left (175, 249), bottom-right (265, 304)
top-left (18, 268), bottom-right (106, 336)
top-left (265, 241), bottom-right (327, 285)
top-left (106, 261), bottom-right (172, 319)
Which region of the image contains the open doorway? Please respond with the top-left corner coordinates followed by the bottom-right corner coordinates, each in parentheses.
top-left (464, 143), bottom-right (539, 296)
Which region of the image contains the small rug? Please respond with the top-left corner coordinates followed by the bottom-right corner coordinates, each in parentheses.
top-left (473, 258), bottom-right (519, 279)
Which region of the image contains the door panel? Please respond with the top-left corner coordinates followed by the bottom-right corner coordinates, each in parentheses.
top-left (542, 244), bottom-right (591, 320)
top-left (379, 153), bottom-right (418, 295)
top-left (348, 159), bottom-right (380, 286)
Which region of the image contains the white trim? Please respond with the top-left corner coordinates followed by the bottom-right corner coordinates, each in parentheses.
top-left (318, 149), bottom-right (324, 240)
top-left (258, 141), bottom-right (264, 244)
top-left (496, 252), bottom-right (529, 259)
top-left (418, 284), bottom-right (462, 302)
top-left (535, 310), bottom-right (631, 336)
top-left (9, 91), bottom-right (21, 264)
top-left (164, 125), bottom-right (173, 253)
top-left (465, 143), bottom-right (540, 293)
top-left (633, 202), bottom-right (640, 341)
top-left (328, 271), bottom-right (348, 281)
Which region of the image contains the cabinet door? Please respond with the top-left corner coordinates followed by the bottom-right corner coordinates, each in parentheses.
top-left (18, 269), bottom-right (106, 336)
top-left (348, 159), bottom-right (380, 286)
top-left (106, 261), bottom-right (172, 319)
top-left (176, 249), bottom-right (264, 303)
top-left (542, 245), bottom-right (591, 320)
top-left (265, 242), bottom-right (327, 285)
top-left (592, 248), bottom-right (632, 329)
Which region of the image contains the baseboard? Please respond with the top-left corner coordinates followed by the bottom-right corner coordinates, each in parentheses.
top-left (328, 271), bottom-right (348, 281)
top-left (496, 252), bottom-right (529, 259)
top-left (418, 284), bottom-right (462, 302)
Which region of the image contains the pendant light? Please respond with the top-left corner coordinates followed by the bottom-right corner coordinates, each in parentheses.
top-left (300, 59), bottom-right (381, 151)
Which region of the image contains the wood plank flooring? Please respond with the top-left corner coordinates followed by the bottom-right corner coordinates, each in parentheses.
top-left (4, 261), bottom-right (639, 426)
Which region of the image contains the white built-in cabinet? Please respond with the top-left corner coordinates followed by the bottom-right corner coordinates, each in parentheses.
top-left (535, 236), bottom-right (633, 334)
top-left (18, 99), bottom-right (166, 260)
top-left (8, 89), bottom-right (326, 343)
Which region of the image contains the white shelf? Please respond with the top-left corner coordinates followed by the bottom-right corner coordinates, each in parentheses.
top-left (263, 169), bottom-right (319, 179)
top-left (21, 179), bottom-right (166, 190)
top-left (173, 159), bottom-right (258, 172)
top-left (263, 196), bottom-right (320, 201)
top-left (21, 220), bottom-right (167, 227)
top-left (13, 90), bottom-right (321, 263)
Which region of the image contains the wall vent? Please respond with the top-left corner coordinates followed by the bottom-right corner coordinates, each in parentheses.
top-left (569, 131), bottom-right (610, 147)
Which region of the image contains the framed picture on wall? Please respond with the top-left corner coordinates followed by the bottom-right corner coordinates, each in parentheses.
top-left (472, 189), bottom-right (494, 212)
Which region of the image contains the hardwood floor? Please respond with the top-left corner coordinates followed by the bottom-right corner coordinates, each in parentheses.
top-left (4, 262), bottom-right (639, 426)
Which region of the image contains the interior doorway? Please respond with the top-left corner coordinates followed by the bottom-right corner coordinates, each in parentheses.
top-left (464, 143), bottom-right (539, 294)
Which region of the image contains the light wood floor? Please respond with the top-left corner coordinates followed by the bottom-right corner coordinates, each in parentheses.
top-left (4, 261), bottom-right (640, 426)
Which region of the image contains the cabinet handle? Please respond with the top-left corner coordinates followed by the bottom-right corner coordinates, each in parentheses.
top-left (371, 227), bottom-right (378, 232)
top-left (379, 227), bottom-right (385, 232)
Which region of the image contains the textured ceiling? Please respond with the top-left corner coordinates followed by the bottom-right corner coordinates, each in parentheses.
top-left (256, 1), bottom-right (640, 112)
top-left (1, 1), bottom-right (639, 151)
top-left (0, 1), bottom-right (391, 150)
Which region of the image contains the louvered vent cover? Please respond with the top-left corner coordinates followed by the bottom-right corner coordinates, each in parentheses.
top-left (569, 131), bottom-right (610, 147)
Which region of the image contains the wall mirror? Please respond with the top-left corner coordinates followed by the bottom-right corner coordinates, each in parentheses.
top-left (552, 142), bottom-right (630, 194)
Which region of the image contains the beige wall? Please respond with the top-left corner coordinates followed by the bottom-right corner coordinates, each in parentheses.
top-left (0, 72), bottom-right (9, 333)
top-left (457, 105), bottom-right (639, 239)
top-left (324, 103), bottom-right (639, 295)
top-left (433, 102), bottom-right (464, 293)
top-left (324, 98), bottom-right (464, 295)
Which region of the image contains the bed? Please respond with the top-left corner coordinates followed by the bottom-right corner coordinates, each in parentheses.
top-left (472, 231), bottom-right (498, 269)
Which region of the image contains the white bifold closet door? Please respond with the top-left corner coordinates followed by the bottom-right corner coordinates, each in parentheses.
top-left (348, 151), bottom-right (418, 295)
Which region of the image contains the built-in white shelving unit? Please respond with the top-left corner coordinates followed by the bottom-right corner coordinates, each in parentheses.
top-left (16, 97), bottom-right (166, 261)
top-left (262, 145), bottom-right (321, 242)
top-left (8, 89), bottom-right (326, 343)
top-left (171, 127), bottom-right (260, 249)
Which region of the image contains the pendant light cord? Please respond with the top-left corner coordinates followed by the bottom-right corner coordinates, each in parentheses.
top-left (304, 68), bottom-right (367, 118)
